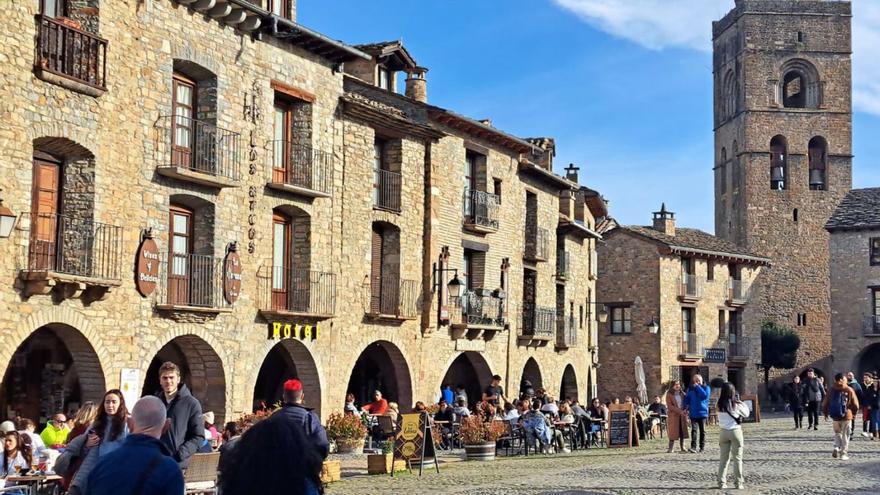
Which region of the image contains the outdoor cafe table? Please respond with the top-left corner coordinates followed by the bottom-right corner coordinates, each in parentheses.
top-left (4, 474), bottom-right (62, 495)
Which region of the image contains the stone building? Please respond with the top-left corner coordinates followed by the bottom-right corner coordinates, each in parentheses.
top-left (827, 188), bottom-right (880, 377)
top-left (712, 0), bottom-right (853, 378)
top-left (0, 0), bottom-right (602, 424)
top-left (596, 205), bottom-right (769, 400)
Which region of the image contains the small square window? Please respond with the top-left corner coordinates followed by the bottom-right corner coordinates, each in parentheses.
top-left (796, 313), bottom-right (807, 327)
top-left (610, 306), bottom-right (632, 334)
top-left (870, 238), bottom-right (880, 266)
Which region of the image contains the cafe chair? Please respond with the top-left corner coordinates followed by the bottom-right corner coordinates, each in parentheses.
top-left (184, 452), bottom-right (220, 495)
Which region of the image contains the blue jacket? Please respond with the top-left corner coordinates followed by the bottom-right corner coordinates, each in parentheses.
top-left (86, 434), bottom-right (183, 495)
top-left (441, 387), bottom-right (454, 405)
top-left (684, 384), bottom-right (710, 419)
top-left (272, 403), bottom-right (330, 459)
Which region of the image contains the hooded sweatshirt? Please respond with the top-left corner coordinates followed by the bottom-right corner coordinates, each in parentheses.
top-left (822, 382), bottom-right (859, 421)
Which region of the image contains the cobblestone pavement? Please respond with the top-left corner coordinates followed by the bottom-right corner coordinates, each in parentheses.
top-left (327, 414), bottom-right (880, 494)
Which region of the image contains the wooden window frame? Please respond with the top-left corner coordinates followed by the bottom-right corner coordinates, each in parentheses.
top-left (609, 305), bottom-right (632, 334)
top-left (271, 212), bottom-right (292, 309)
top-left (272, 98), bottom-right (294, 182)
top-left (171, 74), bottom-right (197, 168)
top-left (168, 204), bottom-right (194, 305)
top-left (40, 0), bottom-right (67, 17)
top-left (872, 288), bottom-right (880, 317)
top-left (870, 238), bottom-right (880, 266)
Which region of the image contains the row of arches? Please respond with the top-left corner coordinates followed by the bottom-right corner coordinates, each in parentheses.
top-left (0, 321), bottom-right (584, 425)
top-left (718, 135), bottom-right (829, 194)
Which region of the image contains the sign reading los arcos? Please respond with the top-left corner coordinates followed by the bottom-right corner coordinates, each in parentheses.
top-left (135, 233), bottom-right (160, 297)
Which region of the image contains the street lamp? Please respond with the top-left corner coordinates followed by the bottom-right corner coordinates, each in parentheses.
top-left (585, 301), bottom-right (609, 323)
top-left (0, 189), bottom-right (17, 238)
top-left (432, 263), bottom-right (463, 299)
top-left (647, 316), bottom-right (660, 334)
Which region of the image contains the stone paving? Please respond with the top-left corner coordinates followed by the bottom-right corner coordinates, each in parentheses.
top-left (326, 414), bottom-right (880, 494)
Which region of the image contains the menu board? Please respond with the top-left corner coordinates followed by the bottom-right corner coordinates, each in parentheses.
top-left (392, 412), bottom-right (439, 476)
top-left (608, 404), bottom-right (633, 448)
top-left (740, 394), bottom-right (760, 423)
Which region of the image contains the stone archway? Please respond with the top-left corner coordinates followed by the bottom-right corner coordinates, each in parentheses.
top-left (440, 352), bottom-right (493, 409)
top-left (142, 334), bottom-right (227, 423)
top-left (857, 344), bottom-right (880, 380)
top-left (559, 364), bottom-right (578, 402)
top-left (521, 357), bottom-right (543, 391)
top-left (253, 340), bottom-right (322, 416)
top-left (346, 340), bottom-right (412, 411)
top-left (0, 324), bottom-right (105, 422)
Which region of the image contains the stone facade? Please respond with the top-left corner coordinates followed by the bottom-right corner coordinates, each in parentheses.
top-left (712, 0), bottom-right (853, 379)
top-left (597, 208), bottom-right (767, 401)
top-left (0, 0), bottom-right (602, 424)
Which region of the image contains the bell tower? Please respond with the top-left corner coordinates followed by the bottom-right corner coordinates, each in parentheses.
top-left (712, 0), bottom-right (852, 373)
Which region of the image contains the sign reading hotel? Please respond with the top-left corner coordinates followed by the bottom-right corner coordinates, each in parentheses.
top-left (135, 237), bottom-right (160, 297)
top-left (268, 322), bottom-right (320, 341)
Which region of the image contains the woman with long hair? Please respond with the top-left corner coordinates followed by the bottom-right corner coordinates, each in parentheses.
top-left (220, 417), bottom-right (323, 495)
top-left (665, 380), bottom-right (689, 453)
top-left (67, 390), bottom-right (130, 495)
top-left (3, 431), bottom-right (32, 482)
top-left (69, 401), bottom-right (100, 440)
top-left (716, 382), bottom-right (750, 490)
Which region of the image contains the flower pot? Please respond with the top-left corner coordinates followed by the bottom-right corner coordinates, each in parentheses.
top-left (335, 437), bottom-right (365, 455)
top-left (464, 442), bottom-right (496, 461)
top-left (366, 453), bottom-right (406, 474)
top-left (320, 460), bottom-right (341, 484)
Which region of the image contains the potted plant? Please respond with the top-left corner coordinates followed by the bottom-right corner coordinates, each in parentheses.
top-left (459, 415), bottom-right (507, 461)
top-left (325, 412), bottom-right (368, 455)
top-left (366, 440), bottom-right (405, 474)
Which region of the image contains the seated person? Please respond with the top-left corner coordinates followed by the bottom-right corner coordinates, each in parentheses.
top-left (344, 393), bottom-right (358, 415)
top-left (646, 395), bottom-right (667, 432)
top-left (502, 402), bottom-right (520, 421)
top-left (570, 400), bottom-right (590, 419)
top-left (558, 404), bottom-right (575, 424)
top-left (361, 391), bottom-right (389, 416)
top-left (521, 400), bottom-right (553, 454)
top-left (386, 402), bottom-right (400, 423)
top-left (433, 401), bottom-right (455, 449)
top-left (541, 396), bottom-right (560, 418)
top-left (453, 399), bottom-right (471, 418)
top-left (434, 400), bottom-right (455, 423)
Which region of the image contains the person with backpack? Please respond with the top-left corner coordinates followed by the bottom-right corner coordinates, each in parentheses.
top-left (801, 368), bottom-right (824, 430)
top-left (822, 372), bottom-right (860, 460)
top-left (716, 382), bottom-right (750, 490)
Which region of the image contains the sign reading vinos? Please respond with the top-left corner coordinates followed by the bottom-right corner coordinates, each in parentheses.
top-left (224, 247), bottom-right (242, 304)
top-left (135, 236), bottom-right (160, 297)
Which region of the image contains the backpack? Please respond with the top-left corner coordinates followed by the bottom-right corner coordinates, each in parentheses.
top-left (829, 389), bottom-right (848, 421)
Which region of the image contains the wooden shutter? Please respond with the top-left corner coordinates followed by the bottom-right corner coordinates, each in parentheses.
top-left (31, 157), bottom-right (61, 270)
top-left (370, 226), bottom-right (383, 313)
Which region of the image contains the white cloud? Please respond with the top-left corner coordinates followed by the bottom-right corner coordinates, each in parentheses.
top-left (554, 0), bottom-right (880, 115)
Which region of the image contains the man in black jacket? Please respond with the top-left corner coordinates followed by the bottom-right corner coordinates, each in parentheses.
top-left (801, 368), bottom-right (825, 430)
top-left (155, 361), bottom-right (205, 468)
top-left (270, 379), bottom-right (329, 459)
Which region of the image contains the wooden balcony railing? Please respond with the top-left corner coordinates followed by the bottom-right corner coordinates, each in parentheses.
top-left (268, 141), bottom-right (333, 197)
top-left (35, 14), bottom-right (107, 92)
top-left (257, 266), bottom-right (336, 318)
top-left (373, 168), bottom-right (401, 212)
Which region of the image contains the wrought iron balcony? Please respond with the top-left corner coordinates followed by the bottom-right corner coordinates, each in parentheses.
top-left (524, 227), bottom-right (550, 261)
top-left (267, 141), bottom-right (333, 197)
top-left (462, 189), bottom-right (500, 233)
top-left (727, 279), bottom-right (748, 306)
top-left (453, 289), bottom-right (505, 329)
top-left (365, 277), bottom-right (420, 319)
top-left (257, 266), bottom-right (336, 318)
top-left (556, 313), bottom-right (578, 348)
top-left (679, 332), bottom-right (703, 360)
top-left (34, 14), bottom-right (107, 96)
top-left (864, 316), bottom-right (880, 336)
top-left (373, 168), bottom-right (401, 212)
top-left (556, 250), bottom-right (572, 280)
top-left (156, 253), bottom-right (232, 312)
top-left (519, 303), bottom-right (555, 341)
top-left (156, 115), bottom-right (242, 187)
top-left (679, 274), bottom-right (704, 302)
top-left (728, 335), bottom-right (750, 361)
top-left (19, 212), bottom-right (123, 297)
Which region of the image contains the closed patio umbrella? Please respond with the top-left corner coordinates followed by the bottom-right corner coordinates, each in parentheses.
top-left (635, 356), bottom-right (648, 404)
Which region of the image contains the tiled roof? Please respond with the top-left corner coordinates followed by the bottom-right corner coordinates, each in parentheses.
top-left (615, 225), bottom-right (770, 264)
top-left (825, 188), bottom-right (880, 231)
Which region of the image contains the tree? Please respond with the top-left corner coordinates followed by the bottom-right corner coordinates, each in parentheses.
top-left (760, 319), bottom-right (801, 387)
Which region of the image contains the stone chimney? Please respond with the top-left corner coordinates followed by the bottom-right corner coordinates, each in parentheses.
top-left (652, 203), bottom-right (676, 236)
top-left (564, 163), bottom-right (579, 183)
top-left (479, 119), bottom-right (492, 127)
top-left (405, 67), bottom-right (428, 103)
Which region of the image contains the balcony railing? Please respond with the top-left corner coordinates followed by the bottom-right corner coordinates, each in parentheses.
top-left (457, 289), bottom-right (505, 328)
top-left (728, 335), bottom-right (750, 360)
top-left (679, 274), bottom-right (703, 301)
top-left (864, 316), bottom-right (880, 336)
top-left (556, 314), bottom-right (577, 348)
top-left (373, 168), bottom-right (401, 212)
top-left (268, 141), bottom-right (333, 197)
top-left (680, 332), bottom-right (703, 358)
top-left (21, 212), bottom-right (122, 281)
top-left (257, 267), bottom-right (336, 318)
top-left (519, 303), bottom-right (555, 339)
top-left (157, 115), bottom-right (241, 185)
top-left (727, 279), bottom-right (748, 305)
top-left (525, 227), bottom-right (550, 261)
top-left (367, 277), bottom-right (419, 319)
top-left (463, 189), bottom-right (500, 231)
top-left (35, 15), bottom-right (107, 92)
top-left (556, 250), bottom-right (572, 280)
top-left (157, 253), bottom-right (231, 310)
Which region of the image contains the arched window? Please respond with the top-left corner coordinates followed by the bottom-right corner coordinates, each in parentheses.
top-left (782, 71), bottom-right (806, 108)
top-left (732, 140), bottom-right (739, 192)
top-left (719, 147), bottom-right (727, 194)
top-left (722, 70), bottom-right (736, 119)
top-left (780, 59), bottom-right (821, 109)
top-left (808, 136), bottom-right (828, 191)
top-left (770, 135), bottom-right (787, 190)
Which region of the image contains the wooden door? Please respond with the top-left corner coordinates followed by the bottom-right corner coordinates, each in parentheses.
top-left (272, 213), bottom-right (291, 310)
top-left (31, 157), bottom-right (61, 271)
top-left (168, 205), bottom-right (193, 305)
top-left (370, 226), bottom-right (383, 314)
top-left (172, 75), bottom-right (195, 170)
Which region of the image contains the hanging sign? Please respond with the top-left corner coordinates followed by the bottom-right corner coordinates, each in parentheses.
top-left (224, 250), bottom-right (242, 304)
top-left (135, 237), bottom-right (160, 297)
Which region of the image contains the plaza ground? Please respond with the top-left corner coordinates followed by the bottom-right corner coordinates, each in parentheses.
top-left (327, 414), bottom-right (880, 494)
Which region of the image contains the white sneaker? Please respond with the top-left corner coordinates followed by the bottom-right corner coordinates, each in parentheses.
top-left (832, 448), bottom-right (839, 458)
top-left (562, 448), bottom-right (571, 453)
top-left (861, 431), bottom-right (870, 438)
top-left (840, 453), bottom-right (850, 460)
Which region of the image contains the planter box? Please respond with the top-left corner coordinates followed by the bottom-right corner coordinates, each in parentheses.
top-left (366, 453), bottom-right (406, 475)
top-left (320, 460), bottom-right (341, 483)
top-left (464, 442), bottom-right (496, 461)
top-left (335, 437), bottom-right (364, 455)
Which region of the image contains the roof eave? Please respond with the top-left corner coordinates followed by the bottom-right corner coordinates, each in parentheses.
top-left (666, 245), bottom-right (771, 266)
top-left (518, 161), bottom-right (578, 190)
top-left (268, 15), bottom-right (371, 63)
top-left (427, 108), bottom-right (539, 154)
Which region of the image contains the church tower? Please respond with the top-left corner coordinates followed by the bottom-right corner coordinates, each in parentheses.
top-left (713, 0), bottom-right (852, 374)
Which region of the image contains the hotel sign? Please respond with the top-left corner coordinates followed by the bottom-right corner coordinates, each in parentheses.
top-left (269, 322), bottom-right (320, 341)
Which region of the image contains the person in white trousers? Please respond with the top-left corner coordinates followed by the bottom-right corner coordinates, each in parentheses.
top-left (716, 382), bottom-right (750, 490)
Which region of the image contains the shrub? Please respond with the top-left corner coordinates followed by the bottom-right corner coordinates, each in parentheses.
top-left (458, 416), bottom-right (507, 445)
top-left (325, 412), bottom-right (368, 440)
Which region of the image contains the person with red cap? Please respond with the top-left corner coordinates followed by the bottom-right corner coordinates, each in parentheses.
top-left (269, 379), bottom-right (329, 459)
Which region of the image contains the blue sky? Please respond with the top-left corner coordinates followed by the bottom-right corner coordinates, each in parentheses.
top-left (302, 0), bottom-right (880, 233)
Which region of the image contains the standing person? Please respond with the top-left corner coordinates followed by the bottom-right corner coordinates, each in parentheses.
top-left (845, 372), bottom-right (862, 440)
top-left (271, 379), bottom-right (329, 459)
top-left (716, 382), bottom-right (749, 490)
top-left (40, 412), bottom-right (71, 449)
top-left (86, 396), bottom-right (184, 495)
top-left (867, 378), bottom-right (880, 441)
top-left (787, 376), bottom-right (805, 429)
top-left (802, 368), bottom-right (824, 430)
top-left (665, 381), bottom-right (689, 453)
top-left (859, 373), bottom-right (874, 438)
top-left (822, 372), bottom-right (860, 460)
top-left (685, 374), bottom-right (710, 453)
top-left (439, 383), bottom-right (454, 406)
top-left (154, 361), bottom-right (204, 468)
top-left (67, 390), bottom-right (130, 495)
top-left (482, 375), bottom-right (505, 407)
top-left (454, 384), bottom-right (468, 407)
